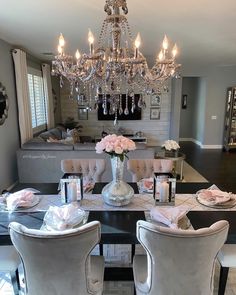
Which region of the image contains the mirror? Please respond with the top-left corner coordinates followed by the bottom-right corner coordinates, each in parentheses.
top-left (0, 83), bottom-right (9, 125)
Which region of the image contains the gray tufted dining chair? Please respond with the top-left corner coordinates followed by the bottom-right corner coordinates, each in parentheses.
top-left (133, 220), bottom-right (229, 295)
top-left (61, 159), bottom-right (106, 183)
top-left (9, 221), bottom-right (104, 295)
top-left (127, 159), bottom-right (173, 182)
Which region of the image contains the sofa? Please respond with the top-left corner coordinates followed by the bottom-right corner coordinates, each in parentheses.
top-left (17, 127), bottom-right (155, 183)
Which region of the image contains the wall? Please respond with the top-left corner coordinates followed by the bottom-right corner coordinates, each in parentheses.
top-left (60, 80), bottom-right (172, 146)
top-left (170, 78), bottom-right (182, 141)
top-left (194, 77), bottom-right (206, 144)
top-left (51, 76), bottom-right (62, 124)
top-left (203, 66), bottom-right (236, 146)
top-left (180, 77), bottom-right (200, 139)
top-left (176, 65), bottom-right (236, 147)
top-left (0, 39), bottom-right (20, 191)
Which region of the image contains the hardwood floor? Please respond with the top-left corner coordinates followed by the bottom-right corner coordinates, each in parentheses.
top-left (180, 141), bottom-right (236, 192)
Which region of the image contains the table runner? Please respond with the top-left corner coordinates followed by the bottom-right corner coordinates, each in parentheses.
top-left (4, 193), bottom-right (236, 213)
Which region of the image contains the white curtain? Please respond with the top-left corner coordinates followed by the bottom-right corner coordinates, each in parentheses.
top-left (42, 63), bottom-right (55, 129)
top-left (12, 49), bottom-right (33, 146)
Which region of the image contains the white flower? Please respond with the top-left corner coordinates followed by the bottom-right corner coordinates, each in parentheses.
top-left (162, 140), bottom-right (180, 151)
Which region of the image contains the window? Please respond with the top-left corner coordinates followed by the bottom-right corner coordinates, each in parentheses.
top-left (27, 68), bottom-right (47, 133)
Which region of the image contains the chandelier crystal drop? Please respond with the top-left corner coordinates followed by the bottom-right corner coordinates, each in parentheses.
top-left (52, 0), bottom-right (181, 124)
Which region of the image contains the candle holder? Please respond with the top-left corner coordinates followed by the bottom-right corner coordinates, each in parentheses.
top-left (59, 173), bottom-right (83, 203)
top-left (153, 173), bottom-right (176, 206)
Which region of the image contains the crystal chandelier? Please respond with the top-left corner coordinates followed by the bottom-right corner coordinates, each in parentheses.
top-left (52, 0), bottom-right (180, 124)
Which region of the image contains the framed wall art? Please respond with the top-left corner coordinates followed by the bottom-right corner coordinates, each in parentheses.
top-left (150, 94), bottom-right (161, 106)
top-left (78, 107), bottom-right (88, 120)
top-left (150, 108), bottom-right (160, 120)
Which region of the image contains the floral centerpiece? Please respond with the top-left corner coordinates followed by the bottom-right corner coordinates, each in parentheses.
top-left (95, 134), bottom-right (136, 206)
top-left (162, 140), bottom-right (180, 157)
top-left (95, 134), bottom-right (136, 161)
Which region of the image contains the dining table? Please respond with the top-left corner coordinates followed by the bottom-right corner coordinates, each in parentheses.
top-left (1, 181), bottom-right (236, 281)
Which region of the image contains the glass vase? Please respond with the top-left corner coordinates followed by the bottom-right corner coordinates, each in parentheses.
top-left (101, 156), bottom-right (134, 206)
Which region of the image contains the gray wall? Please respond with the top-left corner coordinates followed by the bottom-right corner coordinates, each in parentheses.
top-left (203, 66), bottom-right (236, 146)
top-left (195, 77), bottom-right (206, 143)
top-left (0, 39), bottom-right (20, 191)
top-left (177, 66), bottom-right (236, 147)
top-left (180, 77), bottom-right (200, 139)
top-left (59, 80), bottom-right (173, 146)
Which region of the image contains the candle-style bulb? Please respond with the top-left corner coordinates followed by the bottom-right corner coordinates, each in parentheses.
top-left (158, 50), bottom-right (164, 61)
top-left (58, 45), bottom-right (63, 54)
top-left (162, 35), bottom-right (168, 50)
top-left (135, 33), bottom-right (141, 49)
top-left (75, 49), bottom-right (81, 60)
top-left (59, 33), bottom-right (65, 47)
top-left (172, 43), bottom-right (178, 58)
top-left (88, 29), bottom-right (94, 45)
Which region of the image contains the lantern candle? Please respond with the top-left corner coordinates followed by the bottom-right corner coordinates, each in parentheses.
top-left (159, 181), bottom-right (169, 202)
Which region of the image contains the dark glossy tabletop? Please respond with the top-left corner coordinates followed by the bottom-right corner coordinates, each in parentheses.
top-left (1, 181), bottom-right (235, 246)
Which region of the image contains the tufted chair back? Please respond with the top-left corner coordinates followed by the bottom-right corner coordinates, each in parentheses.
top-left (61, 159), bottom-right (106, 182)
top-left (127, 159), bottom-right (173, 182)
top-left (133, 220), bottom-right (229, 295)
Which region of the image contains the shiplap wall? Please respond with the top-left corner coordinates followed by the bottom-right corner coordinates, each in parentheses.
top-left (60, 81), bottom-right (172, 146)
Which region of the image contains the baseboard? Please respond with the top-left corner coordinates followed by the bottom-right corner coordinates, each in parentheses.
top-left (6, 180), bottom-right (18, 191)
top-left (201, 144), bottom-right (223, 149)
top-left (179, 138), bottom-right (222, 149)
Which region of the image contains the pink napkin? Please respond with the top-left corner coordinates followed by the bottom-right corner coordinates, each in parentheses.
top-left (44, 204), bottom-right (85, 231)
top-left (150, 205), bottom-right (189, 229)
top-left (197, 188), bottom-right (232, 205)
top-left (6, 189), bottom-right (35, 211)
top-left (139, 178), bottom-right (153, 192)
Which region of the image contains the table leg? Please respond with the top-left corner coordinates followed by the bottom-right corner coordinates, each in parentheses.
top-left (180, 159), bottom-right (184, 180)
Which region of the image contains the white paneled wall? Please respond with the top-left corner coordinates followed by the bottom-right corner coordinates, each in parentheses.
top-left (60, 82), bottom-right (172, 146)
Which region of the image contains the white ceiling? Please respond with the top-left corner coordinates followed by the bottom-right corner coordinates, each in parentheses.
top-left (0, 0), bottom-right (236, 73)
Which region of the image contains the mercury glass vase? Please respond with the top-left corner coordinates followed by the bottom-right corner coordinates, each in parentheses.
top-left (102, 156), bottom-right (134, 206)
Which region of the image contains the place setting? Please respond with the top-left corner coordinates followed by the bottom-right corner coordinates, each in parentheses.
top-left (195, 184), bottom-right (236, 209)
top-left (0, 189), bottom-right (41, 212)
top-left (42, 203), bottom-right (88, 231)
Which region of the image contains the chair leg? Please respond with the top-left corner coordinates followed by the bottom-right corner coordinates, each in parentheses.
top-left (133, 283), bottom-right (136, 295)
top-left (131, 244), bottom-right (135, 263)
top-left (10, 269), bottom-right (20, 295)
top-left (99, 243), bottom-right (103, 256)
top-left (218, 266), bottom-right (229, 295)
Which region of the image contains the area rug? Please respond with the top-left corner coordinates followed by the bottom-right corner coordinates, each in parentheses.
top-left (182, 161), bottom-right (208, 182)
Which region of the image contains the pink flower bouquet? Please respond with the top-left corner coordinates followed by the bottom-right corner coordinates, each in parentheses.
top-left (95, 134), bottom-right (136, 161)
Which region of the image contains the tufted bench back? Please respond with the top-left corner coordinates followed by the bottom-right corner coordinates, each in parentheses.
top-left (61, 159), bottom-right (106, 182)
top-left (127, 159), bottom-right (173, 182)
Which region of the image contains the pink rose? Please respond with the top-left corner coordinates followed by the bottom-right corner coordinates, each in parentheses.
top-left (115, 146), bottom-right (123, 154)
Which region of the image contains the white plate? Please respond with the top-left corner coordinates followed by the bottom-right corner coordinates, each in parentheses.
top-left (196, 189), bottom-right (236, 208)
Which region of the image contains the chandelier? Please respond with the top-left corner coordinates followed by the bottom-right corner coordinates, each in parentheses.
top-left (52, 0), bottom-right (180, 125)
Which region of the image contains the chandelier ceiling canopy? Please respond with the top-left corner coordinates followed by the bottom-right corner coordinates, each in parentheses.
top-left (52, 0), bottom-right (181, 124)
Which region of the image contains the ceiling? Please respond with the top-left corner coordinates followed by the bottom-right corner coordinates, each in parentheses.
top-left (0, 0), bottom-right (236, 74)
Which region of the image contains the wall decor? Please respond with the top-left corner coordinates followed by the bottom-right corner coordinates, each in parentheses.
top-left (150, 94), bottom-right (161, 106)
top-left (150, 108), bottom-right (160, 120)
top-left (78, 107), bottom-right (88, 120)
top-left (97, 94), bottom-right (142, 121)
top-left (0, 82), bottom-right (9, 125)
top-left (182, 94), bottom-right (187, 109)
